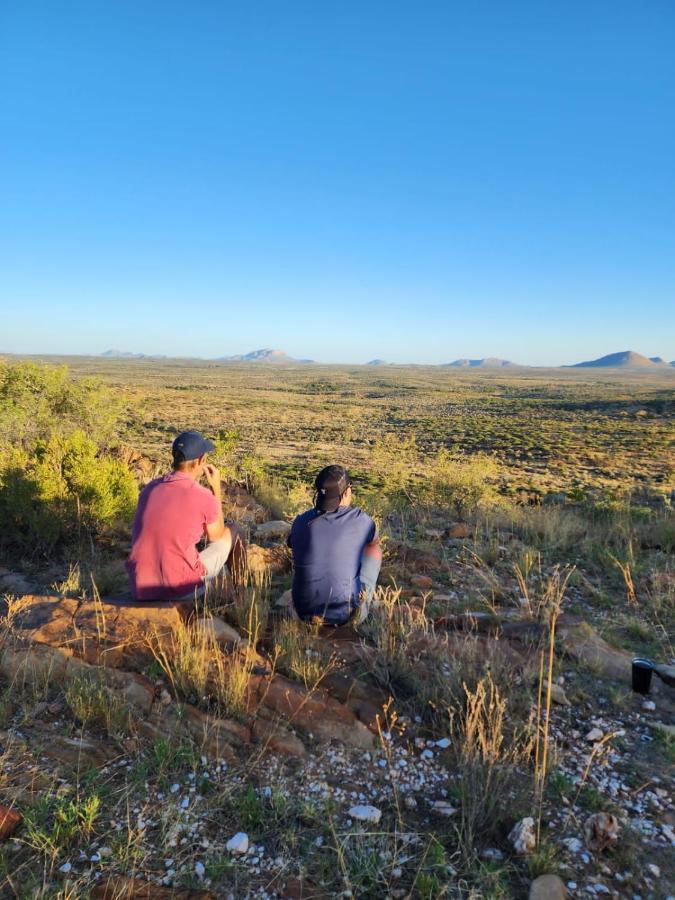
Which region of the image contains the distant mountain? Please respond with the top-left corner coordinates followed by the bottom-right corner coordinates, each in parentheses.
top-left (101, 349), bottom-right (166, 359)
top-left (213, 348), bottom-right (314, 364)
top-left (366, 359), bottom-right (389, 366)
top-left (443, 357), bottom-right (519, 368)
top-left (568, 351), bottom-right (670, 369)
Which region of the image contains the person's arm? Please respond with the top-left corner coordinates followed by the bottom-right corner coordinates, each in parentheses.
top-left (203, 464), bottom-right (227, 541)
top-left (363, 534), bottom-right (382, 561)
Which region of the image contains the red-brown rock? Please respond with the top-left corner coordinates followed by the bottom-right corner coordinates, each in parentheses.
top-left (91, 876), bottom-right (215, 899)
top-left (0, 805), bottom-right (22, 841)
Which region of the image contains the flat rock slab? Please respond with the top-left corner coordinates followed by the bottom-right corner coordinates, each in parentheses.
top-left (11, 594), bottom-right (197, 668)
top-left (91, 876), bottom-right (215, 899)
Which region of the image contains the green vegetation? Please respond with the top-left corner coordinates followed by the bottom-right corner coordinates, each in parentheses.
top-left (0, 361), bottom-right (137, 554)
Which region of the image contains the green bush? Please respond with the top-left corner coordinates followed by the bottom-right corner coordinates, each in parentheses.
top-left (421, 449), bottom-right (500, 515)
top-left (0, 363), bottom-right (136, 554)
top-left (0, 360), bottom-right (122, 448)
top-left (0, 430), bottom-right (137, 552)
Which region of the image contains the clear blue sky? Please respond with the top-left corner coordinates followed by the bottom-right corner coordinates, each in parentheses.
top-left (1, 2), bottom-right (674, 365)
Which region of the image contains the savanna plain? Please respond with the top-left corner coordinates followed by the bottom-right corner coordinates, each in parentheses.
top-left (0, 357), bottom-right (673, 899)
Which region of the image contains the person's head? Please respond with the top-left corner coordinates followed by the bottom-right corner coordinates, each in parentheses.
top-left (171, 431), bottom-right (215, 478)
top-left (314, 465), bottom-right (352, 513)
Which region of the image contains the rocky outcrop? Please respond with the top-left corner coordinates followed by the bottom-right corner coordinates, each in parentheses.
top-left (1, 594), bottom-right (376, 756)
top-left (557, 622), bottom-right (632, 682)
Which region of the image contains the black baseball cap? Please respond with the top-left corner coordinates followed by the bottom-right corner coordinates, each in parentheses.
top-left (314, 465), bottom-right (351, 513)
top-left (172, 430), bottom-right (216, 462)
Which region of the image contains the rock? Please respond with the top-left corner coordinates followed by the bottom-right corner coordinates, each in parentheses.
top-left (192, 616), bottom-right (243, 647)
top-left (348, 805), bottom-right (382, 824)
top-left (653, 721), bottom-right (675, 739)
top-left (252, 718), bottom-right (306, 757)
top-left (585, 728), bottom-right (604, 742)
top-left (480, 847), bottom-right (504, 861)
top-left (255, 521), bottom-right (291, 539)
top-left (274, 589), bottom-right (294, 609)
top-left (246, 542), bottom-right (290, 576)
top-left (91, 876), bottom-right (215, 899)
top-left (641, 699), bottom-right (656, 711)
top-left (509, 817), bottom-right (536, 854)
top-left (583, 813), bottom-right (620, 851)
top-left (43, 735), bottom-right (118, 771)
top-left (543, 492), bottom-right (568, 507)
top-left (410, 575), bottom-right (434, 590)
top-left (558, 622), bottom-right (631, 683)
top-left (430, 801), bottom-right (457, 817)
top-left (529, 874), bottom-right (567, 899)
top-left (549, 683), bottom-right (571, 706)
top-left (226, 832), bottom-right (249, 855)
top-left (654, 664), bottom-right (675, 688)
top-left (9, 593), bottom-right (196, 669)
top-left (0, 805), bottom-right (22, 841)
top-left (251, 672), bottom-right (376, 750)
top-left (0, 572), bottom-right (35, 595)
top-left (446, 523), bottom-right (469, 539)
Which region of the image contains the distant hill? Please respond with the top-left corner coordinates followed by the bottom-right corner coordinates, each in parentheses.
top-left (101, 349), bottom-right (166, 359)
top-left (213, 348), bottom-right (314, 364)
top-left (443, 357), bottom-right (519, 368)
top-left (366, 359), bottom-right (389, 366)
top-left (568, 351), bottom-right (670, 369)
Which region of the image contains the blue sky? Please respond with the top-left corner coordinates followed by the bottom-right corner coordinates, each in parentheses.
top-left (1, 1), bottom-right (674, 365)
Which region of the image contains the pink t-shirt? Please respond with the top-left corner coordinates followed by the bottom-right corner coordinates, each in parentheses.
top-left (126, 471), bottom-right (221, 600)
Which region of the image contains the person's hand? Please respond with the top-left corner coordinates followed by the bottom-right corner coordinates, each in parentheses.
top-left (203, 463), bottom-right (221, 494)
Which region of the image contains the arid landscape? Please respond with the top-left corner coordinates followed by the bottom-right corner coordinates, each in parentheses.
top-left (0, 356), bottom-right (673, 899)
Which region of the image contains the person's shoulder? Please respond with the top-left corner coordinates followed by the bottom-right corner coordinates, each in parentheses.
top-left (349, 506), bottom-right (374, 523)
top-left (293, 508), bottom-right (318, 527)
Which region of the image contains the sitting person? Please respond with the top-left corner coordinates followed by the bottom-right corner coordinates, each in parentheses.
top-left (287, 465), bottom-right (382, 625)
top-left (126, 430), bottom-right (246, 600)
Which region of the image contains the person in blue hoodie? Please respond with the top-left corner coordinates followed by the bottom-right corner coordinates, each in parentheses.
top-left (287, 465), bottom-right (382, 625)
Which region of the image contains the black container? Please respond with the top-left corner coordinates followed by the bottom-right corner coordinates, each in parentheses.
top-left (632, 657), bottom-right (654, 695)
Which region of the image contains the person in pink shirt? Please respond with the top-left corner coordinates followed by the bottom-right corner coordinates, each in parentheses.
top-left (126, 431), bottom-right (246, 601)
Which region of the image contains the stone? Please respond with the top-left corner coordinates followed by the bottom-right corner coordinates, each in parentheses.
top-left (446, 523), bottom-right (469, 539)
top-left (654, 664), bottom-right (675, 688)
top-left (410, 575), bottom-right (434, 590)
top-left (641, 699), bottom-right (656, 712)
top-left (430, 801), bottom-right (457, 817)
top-left (255, 520), bottom-right (291, 539)
top-left (0, 805), bottom-right (22, 841)
top-left (192, 616), bottom-right (243, 647)
top-left (509, 817), bottom-right (537, 854)
top-left (91, 876), bottom-right (215, 899)
top-left (558, 622), bottom-right (631, 683)
top-left (348, 805), bottom-right (382, 824)
top-left (585, 728), bottom-right (604, 742)
top-left (252, 718), bottom-right (306, 757)
top-left (653, 721), bottom-right (675, 739)
top-left (42, 735), bottom-right (118, 770)
top-left (274, 589), bottom-right (294, 609)
top-left (583, 813), bottom-right (620, 851)
top-left (0, 571), bottom-right (35, 595)
top-left (549, 683), bottom-right (571, 706)
top-left (226, 832), bottom-right (249, 855)
top-left (251, 672), bottom-right (376, 750)
top-left (529, 874), bottom-right (567, 900)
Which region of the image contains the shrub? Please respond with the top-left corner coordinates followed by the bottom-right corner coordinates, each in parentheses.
top-left (0, 361), bottom-right (122, 449)
top-left (421, 449), bottom-right (500, 515)
top-left (0, 430), bottom-right (138, 552)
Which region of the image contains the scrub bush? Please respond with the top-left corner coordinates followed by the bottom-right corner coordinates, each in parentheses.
top-left (0, 430), bottom-right (138, 552)
top-left (0, 362), bottom-right (137, 554)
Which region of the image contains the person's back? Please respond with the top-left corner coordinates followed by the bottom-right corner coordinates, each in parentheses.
top-left (288, 465), bottom-right (381, 625)
top-left (126, 430), bottom-right (245, 601)
top-left (127, 470), bottom-right (220, 600)
top-left (289, 505), bottom-right (377, 624)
